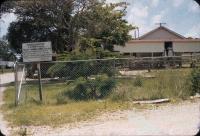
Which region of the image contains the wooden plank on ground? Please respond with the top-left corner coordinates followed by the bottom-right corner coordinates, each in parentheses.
top-left (133, 98), bottom-right (170, 104)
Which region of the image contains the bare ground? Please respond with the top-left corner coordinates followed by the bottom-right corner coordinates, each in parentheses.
top-left (0, 73), bottom-right (14, 135)
top-left (23, 100), bottom-right (200, 136)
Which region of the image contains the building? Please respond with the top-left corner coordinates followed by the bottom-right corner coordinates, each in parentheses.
top-left (114, 26), bottom-right (200, 57)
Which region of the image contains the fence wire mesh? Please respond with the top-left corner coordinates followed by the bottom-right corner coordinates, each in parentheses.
top-left (15, 55), bottom-right (200, 105)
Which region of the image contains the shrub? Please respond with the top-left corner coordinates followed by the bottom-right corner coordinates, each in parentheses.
top-left (47, 60), bottom-right (116, 79)
top-left (133, 76), bottom-right (143, 87)
top-left (190, 68), bottom-right (200, 95)
top-left (111, 86), bottom-right (133, 101)
top-left (67, 77), bottom-right (116, 100)
top-left (153, 70), bottom-right (190, 98)
top-left (56, 92), bottom-right (71, 104)
top-left (68, 81), bottom-right (89, 100)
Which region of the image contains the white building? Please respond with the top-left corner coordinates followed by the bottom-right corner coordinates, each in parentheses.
top-left (114, 26), bottom-right (200, 57)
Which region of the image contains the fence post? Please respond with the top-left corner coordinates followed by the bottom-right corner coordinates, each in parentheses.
top-left (37, 63), bottom-right (43, 102)
top-left (14, 62), bottom-right (18, 106)
top-left (113, 58), bottom-right (116, 78)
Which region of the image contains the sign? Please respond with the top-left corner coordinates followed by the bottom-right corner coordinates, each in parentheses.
top-left (22, 42), bottom-right (52, 62)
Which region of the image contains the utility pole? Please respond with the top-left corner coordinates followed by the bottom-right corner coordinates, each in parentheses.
top-left (134, 27), bottom-right (140, 39)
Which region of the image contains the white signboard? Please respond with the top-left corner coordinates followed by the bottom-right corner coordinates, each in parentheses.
top-left (22, 42), bottom-right (52, 62)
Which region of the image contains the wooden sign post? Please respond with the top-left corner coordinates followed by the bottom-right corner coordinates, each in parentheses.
top-left (37, 63), bottom-right (43, 101)
top-left (22, 42), bottom-right (52, 102)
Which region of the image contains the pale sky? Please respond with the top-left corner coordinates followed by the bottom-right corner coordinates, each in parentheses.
top-left (107, 0), bottom-right (200, 38)
top-left (0, 0), bottom-right (200, 38)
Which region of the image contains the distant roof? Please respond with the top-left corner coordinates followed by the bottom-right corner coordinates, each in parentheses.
top-left (138, 26), bottom-right (185, 40)
top-left (128, 39), bottom-right (200, 43)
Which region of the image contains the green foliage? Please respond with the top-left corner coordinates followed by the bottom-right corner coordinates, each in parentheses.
top-left (67, 76), bottom-right (116, 100)
top-left (56, 93), bottom-right (70, 104)
top-left (47, 60), bottom-right (116, 79)
top-left (0, 1), bottom-right (15, 17)
top-left (111, 69), bottom-right (192, 101)
top-left (7, 0), bottom-right (74, 53)
top-left (133, 76), bottom-right (143, 87)
top-left (150, 70), bottom-right (190, 99)
top-left (2, 69), bottom-right (195, 126)
top-left (0, 40), bottom-right (15, 61)
top-left (111, 86), bottom-right (133, 101)
top-left (190, 68), bottom-right (200, 95)
top-left (56, 49), bottom-right (122, 61)
top-left (4, 0), bottom-right (133, 53)
top-left (78, 2), bottom-right (133, 52)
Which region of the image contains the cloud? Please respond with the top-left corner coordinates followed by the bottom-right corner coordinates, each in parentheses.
top-left (151, 0), bottom-right (159, 7)
top-left (151, 10), bottom-right (166, 24)
top-left (126, 2), bottom-right (150, 37)
top-left (0, 13), bottom-right (17, 37)
top-left (129, 5), bottom-right (149, 18)
top-left (152, 14), bottom-right (162, 24)
top-left (188, 1), bottom-right (200, 13)
top-left (105, 0), bottom-right (122, 4)
top-left (173, 0), bottom-right (184, 7)
top-left (185, 24), bottom-right (200, 38)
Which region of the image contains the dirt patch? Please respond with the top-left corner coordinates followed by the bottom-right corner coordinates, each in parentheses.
top-left (0, 73), bottom-right (14, 136)
top-left (25, 100), bottom-right (200, 136)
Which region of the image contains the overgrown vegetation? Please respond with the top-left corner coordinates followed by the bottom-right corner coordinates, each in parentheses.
top-left (0, 68), bottom-right (14, 74)
top-left (2, 69), bottom-right (196, 126)
top-left (67, 76), bottom-right (116, 100)
top-left (112, 69), bottom-right (192, 101)
top-left (0, 40), bottom-right (15, 61)
top-left (47, 59), bottom-right (117, 101)
top-left (2, 85), bottom-right (130, 126)
top-left (190, 68), bottom-right (200, 95)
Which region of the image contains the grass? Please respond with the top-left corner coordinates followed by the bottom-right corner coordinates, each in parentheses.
top-left (0, 68), bottom-right (14, 74)
top-left (1, 68), bottom-right (193, 127)
top-left (112, 68), bottom-right (191, 101)
top-left (3, 99), bottom-right (130, 126)
top-left (2, 84), bottom-right (131, 126)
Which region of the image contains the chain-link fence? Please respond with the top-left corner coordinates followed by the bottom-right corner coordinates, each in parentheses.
top-left (14, 55), bottom-right (200, 105)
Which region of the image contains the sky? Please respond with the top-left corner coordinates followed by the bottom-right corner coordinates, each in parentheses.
top-left (107, 0), bottom-right (200, 38)
top-left (0, 0), bottom-right (200, 38)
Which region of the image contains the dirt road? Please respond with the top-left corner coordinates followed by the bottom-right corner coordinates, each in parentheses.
top-left (28, 100), bottom-right (200, 136)
top-left (0, 73), bottom-right (14, 135)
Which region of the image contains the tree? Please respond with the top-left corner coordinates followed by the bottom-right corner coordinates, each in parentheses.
top-left (0, 0), bottom-right (15, 17)
top-left (78, 2), bottom-right (133, 53)
top-left (0, 39), bottom-right (15, 61)
top-left (6, 0), bottom-right (74, 53)
top-left (3, 0), bottom-right (133, 54)
top-left (194, 0), bottom-right (200, 6)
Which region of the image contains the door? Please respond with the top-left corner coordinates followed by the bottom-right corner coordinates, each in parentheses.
top-left (164, 42), bottom-right (173, 56)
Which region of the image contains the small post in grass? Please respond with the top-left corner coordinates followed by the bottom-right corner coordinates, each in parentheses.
top-left (37, 63), bottom-right (43, 102)
top-left (15, 62), bottom-right (19, 106)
